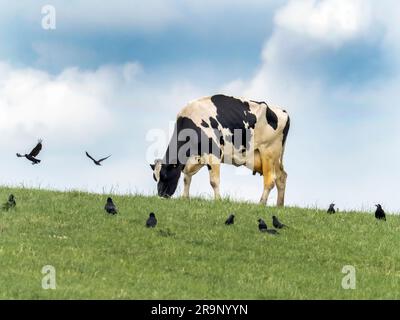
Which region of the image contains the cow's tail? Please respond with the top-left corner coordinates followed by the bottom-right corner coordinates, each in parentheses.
top-left (280, 114), bottom-right (290, 170)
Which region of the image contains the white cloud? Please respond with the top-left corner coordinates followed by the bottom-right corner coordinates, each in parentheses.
top-left (275, 0), bottom-right (372, 47)
top-left (0, 62), bottom-right (145, 147)
top-left (237, 0), bottom-right (398, 102)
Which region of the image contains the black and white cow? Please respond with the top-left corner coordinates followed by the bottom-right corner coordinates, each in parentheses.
top-left (150, 94), bottom-right (290, 206)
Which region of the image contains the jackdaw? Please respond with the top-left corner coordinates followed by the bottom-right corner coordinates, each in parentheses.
top-left (85, 151), bottom-right (111, 166)
top-left (272, 215), bottom-right (287, 229)
top-left (375, 204), bottom-right (386, 221)
top-left (225, 214), bottom-right (235, 225)
top-left (16, 139), bottom-right (43, 165)
top-left (2, 194), bottom-right (16, 211)
top-left (146, 212), bottom-right (157, 228)
top-left (104, 197), bottom-right (117, 215)
top-left (327, 203), bottom-right (336, 214)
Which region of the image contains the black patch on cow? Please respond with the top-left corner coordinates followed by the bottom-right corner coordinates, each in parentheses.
top-left (207, 116), bottom-right (224, 150)
top-left (211, 95), bottom-right (257, 150)
top-left (266, 107), bottom-right (278, 130)
top-left (164, 116), bottom-right (221, 165)
top-left (282, 115), bottom-right (290, 146)
top-left (201, 120), bottom-right (209, 128)
top-left (250, 100), bottom-right (268, 106)
top-left (207, 165), bottom-right (211, 170)
top-left (209, 117), bottom-right (219, 129)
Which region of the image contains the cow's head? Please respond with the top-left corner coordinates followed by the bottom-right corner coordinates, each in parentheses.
top-left (150, 159), bottom-right (182, 198)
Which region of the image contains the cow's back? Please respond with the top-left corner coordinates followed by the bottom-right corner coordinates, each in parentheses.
top-left (173, 94), bottom-right (289, 166)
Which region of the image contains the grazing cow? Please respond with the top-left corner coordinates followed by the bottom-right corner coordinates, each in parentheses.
top-left (150, 94), bottom-right (290, 206)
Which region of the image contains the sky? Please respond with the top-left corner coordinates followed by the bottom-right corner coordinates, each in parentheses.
top-left (1, 0), bottom-right (400, 212)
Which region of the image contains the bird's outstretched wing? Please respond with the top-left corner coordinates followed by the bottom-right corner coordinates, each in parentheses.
top-left (85, 151), bottom-right (97, 162)
top-left (29, 140), bottom-right (42, 157)
top-left (98, 155), bottom-right (111, 163)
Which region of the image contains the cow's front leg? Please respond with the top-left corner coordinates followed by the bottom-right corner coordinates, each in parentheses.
top-left (182, 173), bottom-right (192, 198)
top-left (182, 162), bottom-right (204, 199)
top-left (208, 164), bottom-right (221, 200)
top-left (259, 154), bottom-right (275, 205)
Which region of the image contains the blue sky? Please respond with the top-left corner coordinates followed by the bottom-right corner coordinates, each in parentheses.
top-left (1, 0), bottom-right (400, 211)
top-left (0, 1), bottom-right (279, 75)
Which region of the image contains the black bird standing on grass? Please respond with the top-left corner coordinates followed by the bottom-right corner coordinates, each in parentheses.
top-left (104, 197), bottom-right (117, 215)
top-left (327, 203), bottom-right (336, 214)
top-left (375, 204), bottom-right (386, 221)
top-left (272, 215), bottom-right (287, 229)
top-left (146, 212), bottom-right (157, 228)
top-left (225, 214), bottom-right (235, 225)
top-left (258, 218), bottom-right (268, 232)
top-left (258, 219), bottom-right (279, 235)
top-left (2, 194), bottom-right (16, 211)
top-left (16, 139), bottom-right (43, 165)
top-left (85, 151), bottom-right (111, 166)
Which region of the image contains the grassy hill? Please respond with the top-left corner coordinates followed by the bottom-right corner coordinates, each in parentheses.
top-left (0, 186), bottom-right (399, 299)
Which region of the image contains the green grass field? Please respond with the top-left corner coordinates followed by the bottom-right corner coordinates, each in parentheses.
top-left (0, 186), bottom-right (399, 299)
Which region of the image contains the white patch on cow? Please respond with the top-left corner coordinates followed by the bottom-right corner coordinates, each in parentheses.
top-left (153, 159), bottom-right (162, 182)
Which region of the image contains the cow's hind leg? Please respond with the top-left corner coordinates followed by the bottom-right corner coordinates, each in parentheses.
top-left (208, 164), bottom-right (221, 200)
top-left (275, 162), bottom-right (287, 207)
top-left (259, 151), bottom-right (276, 205)
top-left (183, 174), bottom-right (192, 198)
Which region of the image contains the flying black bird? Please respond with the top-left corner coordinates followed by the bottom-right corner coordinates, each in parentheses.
top-left (225, 214), bottom-right (235, 225)
top-left (85, 151), bottom-right (111, 166)
top-left (104, 197), bottom-right (117, 215)
top-left (2, 194), bottom-right (16, 211)
top-left (327, 203), bottom-right (336, 214)
top-left (258, 219), bottom-right (279, 235)
top-left (272, 215), bottom-right (287, 229)
top-left (146, 212), bottom-right (157, 228)
top-left (375, 204), bottom-right (386, 221)
top-left (16, 139), bottom-right (43, 165)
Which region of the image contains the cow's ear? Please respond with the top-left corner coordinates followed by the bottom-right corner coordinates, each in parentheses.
top-left (150, 164), bottom-right (155, 171)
